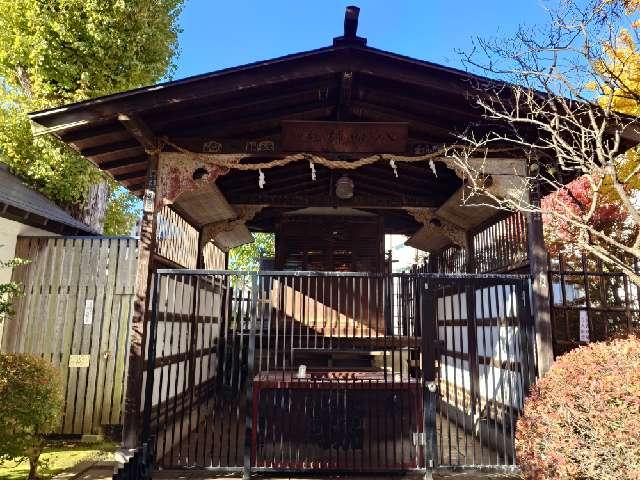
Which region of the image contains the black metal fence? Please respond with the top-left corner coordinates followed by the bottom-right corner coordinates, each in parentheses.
top-left (548, 253), bottom-right (640, 356)
top-left (141, 270), bottom-right (535, 476)
top-left (113, 439), bottom-right (154, 480)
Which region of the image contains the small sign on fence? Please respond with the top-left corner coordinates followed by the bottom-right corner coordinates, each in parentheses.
top-left (69, 354), bottom-right (90, 368)
top-left (579, 310), bottom-right (590, 343)
top-left (83, 299), bottom-right (94, 325)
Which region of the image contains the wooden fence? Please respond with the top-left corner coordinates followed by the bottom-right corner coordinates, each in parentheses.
top-left (2, 236), bottom-right (138, 435)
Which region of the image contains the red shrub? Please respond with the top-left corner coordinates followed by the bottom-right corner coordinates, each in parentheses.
top-left (516, 337), bottom-right (640, 480)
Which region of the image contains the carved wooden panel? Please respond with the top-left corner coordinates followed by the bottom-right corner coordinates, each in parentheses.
top-left (281, 121), bottom-right (408, 153)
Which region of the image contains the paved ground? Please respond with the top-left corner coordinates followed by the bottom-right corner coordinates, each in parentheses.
top-left (152, 472), bottom-right (520, 479)
top-left (60, 462), bottom-right (521, 480)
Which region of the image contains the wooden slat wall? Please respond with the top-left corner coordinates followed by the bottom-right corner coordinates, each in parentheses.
top-left (203, 242), bottom-right (225, 270)
top-left (1, 236), bottom-right (138, 435)
top-left (155, 207), bottom-right (199, 269)
top-left (472, 213), bottom-right (528, 273)
top-left (436, 245), bottom-right (467, 274)
top-left (429, 213), bottom-right (529, 274)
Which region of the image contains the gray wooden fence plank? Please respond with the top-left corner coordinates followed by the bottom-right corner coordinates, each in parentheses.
top-left (63, 237), bottom-right (88, 434)
top-left (110, 238), bottom-right (138, 424)
top-left (94, 238), bottom-right (119, 428)
top-left (83, 238), bottom-right (110, 433)
top-left (73, 238), bottom-right (101, 434)
top-left (58, 237), bottom-right (82, 433)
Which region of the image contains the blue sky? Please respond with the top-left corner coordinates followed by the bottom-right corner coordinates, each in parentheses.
top-left (173, 1), bottom-right (557, 80)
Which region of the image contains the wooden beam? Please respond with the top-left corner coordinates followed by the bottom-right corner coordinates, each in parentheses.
top-left (153, 83), bottom-right (336, 131)
top-left (99, 155), bottom-right (148, 171)
top-left (336, 71), bottom-right (353, 120)
top-left (30, 48), bottom-right (350, 130)
top-left (118, 113), bottom-right (157, 150)
top-left (356, 84), bottom-right (478, 121)
top-left (350, 100), bottom-right (459, 138)
top-left (220, 169), bottom-right (326, 195)
top-left (166, 104), bottom-right (335, 138)
top-left (526, 183), bottom-right (554, 376)
top-left (113, 169), bottom-right (148, 182)
top-left (122, 154), bottom-right (158, 449)
top-left (223, 193), bottom-right (443, 208)
top-left (81, 139), bottom-right (142, 158)
top-left (61, 124), bottom-right (130, 150)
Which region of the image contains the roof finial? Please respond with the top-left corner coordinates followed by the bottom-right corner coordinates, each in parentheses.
top-left (344, 6), bottom-right (360, 38)
top-left (333, 5), bottom-right (367, 47)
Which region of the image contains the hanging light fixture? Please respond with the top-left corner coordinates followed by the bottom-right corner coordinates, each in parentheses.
top-left (335, 174), bottom-right (354, 199)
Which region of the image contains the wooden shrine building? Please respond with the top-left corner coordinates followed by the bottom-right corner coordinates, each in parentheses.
top-left (26, 6), bottom-right (639, 477)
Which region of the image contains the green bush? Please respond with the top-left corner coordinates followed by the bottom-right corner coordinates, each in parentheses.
top-left (516, 336), bottom-right (640, 480)
top-left (0, 353), bottom-right (64, 479)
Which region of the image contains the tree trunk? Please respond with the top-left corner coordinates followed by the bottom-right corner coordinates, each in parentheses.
top-left (28, 453), bottom-right (40, 480)
top-left (71, 181), bottom-right (109, 234)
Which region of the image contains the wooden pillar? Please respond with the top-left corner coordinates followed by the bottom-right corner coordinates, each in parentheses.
top-left (122, 155), bottom-right (158, 449)
top-left (197, 227), bottom-right (206, 269)
top-left (526, 183), bottom-right (554, 377)
top-left (465, 231), bottom-right (476, 274)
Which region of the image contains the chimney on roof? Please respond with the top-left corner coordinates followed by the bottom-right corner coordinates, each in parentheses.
top-left (333, 5), bottom-right (367, 47)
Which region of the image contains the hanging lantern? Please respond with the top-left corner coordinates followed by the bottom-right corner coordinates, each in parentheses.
top-left (335, 174), bottom-right (354, 199)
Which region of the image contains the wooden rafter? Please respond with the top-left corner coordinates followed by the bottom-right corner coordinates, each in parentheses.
top-left (118, 113), bottom-right (158, 150)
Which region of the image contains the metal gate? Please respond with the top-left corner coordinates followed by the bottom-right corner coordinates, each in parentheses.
top-left (141, 271), bottom-right (535, 476)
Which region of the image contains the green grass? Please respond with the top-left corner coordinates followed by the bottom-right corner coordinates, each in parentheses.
top-left (0, 440), bottom-right (117, 480)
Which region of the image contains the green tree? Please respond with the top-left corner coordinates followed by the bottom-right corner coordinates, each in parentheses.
top-left (103, 186), bottom-right (140, 236)
top-left (0, 256), bottom-right (28, 317)
top-left (0, 353), bottom-right (64, 480)
top-left (229, 233), bottom-right (275, 271)
top-left (0, 0), bottom-right (183, 233)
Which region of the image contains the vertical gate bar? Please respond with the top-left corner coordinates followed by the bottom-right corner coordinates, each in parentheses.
top-left (623, 273), bottom-right (632, 334)
top-left (266, 276), bottom-right (273, 374)
top-left (226, 277), bottom-right (239, 466)
top-left (441, 284), bottom-right (451, 466)
top-left (503, 282), bottom-right (516, 466)
top-left (421, 278), bottom-right (438, 472)
top-left (215, 274), bottom-right (230, 467)
top-left (451, 285), bottom-right (461, 466)
top-left (597, 260), bottom-right (608, 339)
top-left (517, 278), bottom-right (536, 398)
top-left (488, 283), bottom-right (500, 465)
top-left (181, 274), bottom-right (193, 466)
top-left (234, 279), bottom-right (248, 466)
top-left (306, 275), bottom-right (311, 349)
top-left (161, 275), bottom-right (177, 466)
top-left (202, 274), bottom-right (216, 467)
top-left (465, 279), bottom-right (480, 466)
top-left (243, 274), bottom-right (258, 480)
top-left (399, 276), bottom-right (405, 468)
top-left (141, 271), bottom-right (160, 454)
top-left (275, 275), bottom-right (281, 373)
top-left (558, 254), bottom-right (569, 354)
top-left (314, 277), bottom-right (319, 349)
top-left (186, 275), bottom-right (198, 465)
top-left (288, 276), bottom-right (295, 467)
top-left (174, 275), bottom-right (187, 466)
top-left (193, 275), bottom-right (204, 466)
top-left (478, 282), bottom-right (490, 466)
top-left (351, 276), bottom-right (356, 469)
top-left (152, 274), bottom-right (166, 466)
top-left (581, 254), bottom-right (594, 351)
top-left (496, 282), bottom-right (507, 464)
top-left (413, 274), bottom-right (420, 469)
